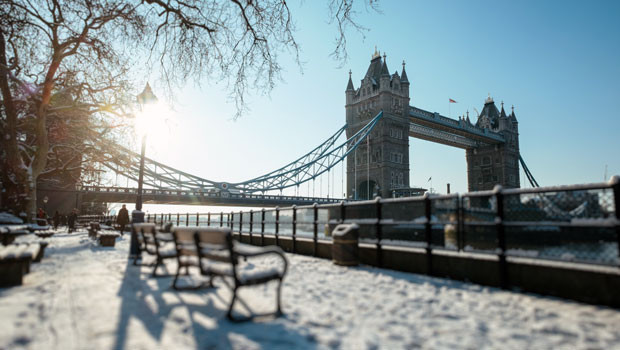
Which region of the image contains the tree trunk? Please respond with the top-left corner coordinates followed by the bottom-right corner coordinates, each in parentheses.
top-left (0, 28), bottom-right (31, 220)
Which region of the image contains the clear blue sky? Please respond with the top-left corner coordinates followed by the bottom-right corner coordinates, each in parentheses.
top-left (137, 0), bottom-right (620, 197)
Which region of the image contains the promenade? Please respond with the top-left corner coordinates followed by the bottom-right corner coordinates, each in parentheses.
top-left (1, 230), bottom-right (619, 350)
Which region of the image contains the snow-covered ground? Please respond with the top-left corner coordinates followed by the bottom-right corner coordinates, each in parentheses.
top-left (1, 229), bottom-right (619, 350)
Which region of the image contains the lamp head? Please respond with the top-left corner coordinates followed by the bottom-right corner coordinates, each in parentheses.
top-left (137, 83), bottom-right (158, 106)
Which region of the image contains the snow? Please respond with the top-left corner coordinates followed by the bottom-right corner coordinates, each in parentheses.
top-left (1, 230), bottom-right (620, 350)
top-left (0, 212), bottom-right (24, 224)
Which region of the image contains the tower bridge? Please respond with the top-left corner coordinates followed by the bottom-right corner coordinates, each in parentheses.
top-left (41, 49), bottom-right (538, 212)
top-left (345, 49), bottom-right (523, 199)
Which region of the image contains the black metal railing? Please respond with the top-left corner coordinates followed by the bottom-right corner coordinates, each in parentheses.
top-left (79, 177), bottom-right (620, 269)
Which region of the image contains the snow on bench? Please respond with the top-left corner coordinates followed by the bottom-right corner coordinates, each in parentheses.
top-left (87, 222), bottom-right (120, 247)
top-left (0, 225), bottom-right (30, 245)
top-left (0, 242), bottom-right (48, 287)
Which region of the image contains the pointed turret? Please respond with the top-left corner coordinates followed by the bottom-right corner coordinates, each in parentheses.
top-left (509, 105), bottom-right (518, 122)
top-left (500, 101), bottom-right (507, 118)
top-left (346, 70), bottom-right (354, 91)
top-left (380, 53), bottom-right (389, 76)
top-left (400, 60), bottom-right (409, 83)
top-left (476, 94), bottom-right (500, 129)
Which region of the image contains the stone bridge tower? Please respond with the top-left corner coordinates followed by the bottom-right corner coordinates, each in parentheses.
top-left (345, 50), bottom-right (411, 199)
top-left (466, 96), bottom-right (520, 191)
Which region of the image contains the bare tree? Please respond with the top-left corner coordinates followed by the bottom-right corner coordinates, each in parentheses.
top-left (0, 0), bottom-right (378, 220)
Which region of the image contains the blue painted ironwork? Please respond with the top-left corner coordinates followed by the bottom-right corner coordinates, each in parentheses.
top-left (519, 155), bottom-right (540, 188)
top-left (90, 111), bottom-right (384, 194)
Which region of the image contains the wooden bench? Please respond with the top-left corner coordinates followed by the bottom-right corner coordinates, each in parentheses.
top-left (0, 225), bottom-right (30, 245)
top-left (88, 222), bottom-right (120, 247)
top-left (132, 223), bottom-right (176, 276)
top-left (0, 242), bottom-right (48, 287)
top-left (170, 227), bottom-right (202, 290)
top-left (99, 231), bottom-right (120, 247)
top-left (192, 227), bottom-right (288, 321)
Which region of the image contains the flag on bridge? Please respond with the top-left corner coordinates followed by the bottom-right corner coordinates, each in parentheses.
top-left (449, 98), bottom-right (457, 103)
top-left (428, 177), bottom-right (432, 182)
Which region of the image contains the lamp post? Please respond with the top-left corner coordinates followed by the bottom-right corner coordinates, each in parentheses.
top-left (43, 196), bottom-right (48, 218)
top-left (133, 83), bottom-right (158, 222)
top-left (130, 83), bottom-right (158, 261)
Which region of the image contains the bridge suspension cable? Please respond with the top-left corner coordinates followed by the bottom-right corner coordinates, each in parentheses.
top-left (89, 111), bottom-right (384, 194)
top-left (519, 155), bottom-right (539, 188)
top-left (234, 111), bottom-right (384, 192)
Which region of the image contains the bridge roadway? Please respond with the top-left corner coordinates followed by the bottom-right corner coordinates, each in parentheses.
top-left (409, 106), bottom-right (505, 149)
top-left (74, 186), bottom-right (343, 207)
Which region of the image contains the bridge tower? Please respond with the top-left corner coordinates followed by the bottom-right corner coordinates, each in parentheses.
top-left (345, 49), bottom-right (411, 199)
top-left (466, 97), bottom-right (520, 191)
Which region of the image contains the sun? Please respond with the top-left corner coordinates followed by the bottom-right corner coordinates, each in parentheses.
top-left (134, 101), bottom-right (176, 147)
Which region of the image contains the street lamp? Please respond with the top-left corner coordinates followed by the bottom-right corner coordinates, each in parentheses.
top-left (133, 83), bottom-right (158, 222)
top-left (43, 196), bottom-right (48, 217)
top-left (129, 83), bottom-right (157, 262)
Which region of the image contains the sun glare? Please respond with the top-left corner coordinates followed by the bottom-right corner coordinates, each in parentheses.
top-left (134, 102), bottom-right (176, 145)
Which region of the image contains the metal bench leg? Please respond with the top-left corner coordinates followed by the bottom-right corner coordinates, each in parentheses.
top-left (276, 277), bottom-right (284, 315)
top-left (172, 266), bottom-right (181, 289)
top-left (151, 258), bottom-right (161, 277)
top-left (227, 287), bottom-right (239, 321)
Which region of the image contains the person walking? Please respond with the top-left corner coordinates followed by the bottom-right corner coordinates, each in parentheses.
top-left (53, 210), bottom-right (60, 230)
top-left (68, 209), bottom-right (78, 233)
top-left (116, 205), bottom-right (130, 236)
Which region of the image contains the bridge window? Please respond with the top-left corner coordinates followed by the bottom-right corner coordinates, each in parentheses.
top-left (509, 174), bottom-right (515, 184)
top-left (390, 152), bottom-right (403, 164)
top-left (482, 156), bottom-right (491, 165)
top-left (478, 177), bottom-right (483, 184)
top-left (372, 149), bottom-right (381, 162)
top-left (390, 128), bottom-right (403, 139)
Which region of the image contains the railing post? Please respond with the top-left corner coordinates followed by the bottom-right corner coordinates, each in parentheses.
top-left (375, 197), bottom-right (383, 267)
top-left (424, 193), bottom-right (433, 275)
top-left (196, 212), bottom-right (199, 226)
top-left (457, 196), bottom-right (464, 251)
top-left (186, 213), bottom-right (189, 227)
top-left (275, 206), bottom-right (280, 247)
top-left (340, 200), bottom-right (346, 224)
top-left (249, 210), bottom-right (253, 244)
top-left (147, 213), bottom-right (150, 223)
top-left (495, 185), bottom-right (508, 289)
top-left (261, 208), bottom-right (265, 246)
top-left (207, 212), bottom-right (211, 227)
top-left (239, 211), bottom-right (243, 237)
top-left (292, 205), bottom-right (297, 254)
top-left (313, 203), bottom-right (318, 257)
top-left (220, 212), bottom-right (223, 227)
top-left (611, 176), bottom-right (620, 266)
top-left (176, 213), bottom-right (180, 226)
